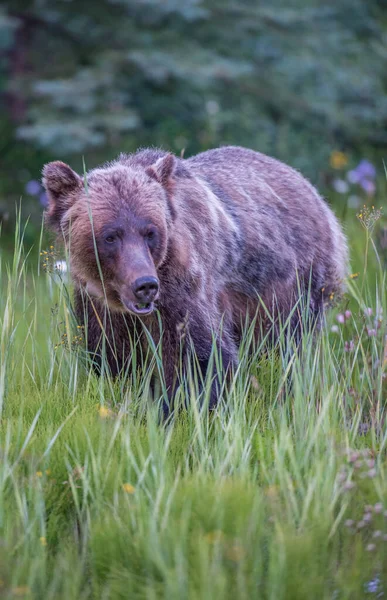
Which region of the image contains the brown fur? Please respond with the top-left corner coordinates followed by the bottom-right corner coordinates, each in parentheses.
top-left (43, 146), bottom-right (348, 411)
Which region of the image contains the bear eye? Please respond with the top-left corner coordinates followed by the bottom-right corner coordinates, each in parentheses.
top-left (105, 235), bottom-right (116, 244)
top-left (145, 230), bottom-right (156, 242)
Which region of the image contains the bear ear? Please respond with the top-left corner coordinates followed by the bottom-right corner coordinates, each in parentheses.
top-left (42, 161), bottom-right (82, 232)
top-left (145, 154), bottom-right (176, 187)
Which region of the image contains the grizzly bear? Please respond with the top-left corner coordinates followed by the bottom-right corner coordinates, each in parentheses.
top-left (43, 146), bottom-right (348, 411)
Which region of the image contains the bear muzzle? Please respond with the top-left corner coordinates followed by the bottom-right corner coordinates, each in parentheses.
top-left (121, 275), bottom-right (159, 316)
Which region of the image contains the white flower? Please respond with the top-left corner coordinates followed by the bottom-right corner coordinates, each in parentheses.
top-left (333, 178), bottom-right (349, 194)
top-left (54, 261), bottom-right (68, 273)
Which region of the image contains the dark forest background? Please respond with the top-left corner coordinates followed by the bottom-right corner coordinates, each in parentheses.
top-left (1, 0), bottom-right (387, 246)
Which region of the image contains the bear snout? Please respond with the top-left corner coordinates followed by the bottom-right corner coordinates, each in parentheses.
top-left (132, 276), bottom-right (159, 303)
top-left (119, 275), bottom-right (160, 316)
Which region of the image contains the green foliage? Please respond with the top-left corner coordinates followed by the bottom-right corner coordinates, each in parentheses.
top-left (0, 199), bottom-right (387, 598)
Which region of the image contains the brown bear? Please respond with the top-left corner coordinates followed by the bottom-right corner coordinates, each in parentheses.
top-left (43, 146), bottom-right (348, 411)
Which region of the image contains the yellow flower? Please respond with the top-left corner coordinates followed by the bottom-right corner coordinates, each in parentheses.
top-left (45, 469), bottom-right (51, 475)
top-left (349, 272), bottom-right (359, 279)
top-left (330, 151), bottom-right (348, 169)
top-left (122, 483), bottom-right (135, 494)
top-left (204, 530), bottom-right (225, 544)
top-left (40, 536), bottom-right (47, 546)
top-left (36, 471), bottom-right (43, 478)
top-left (264, 485), bottom-right (279, 498)
top-left (98, 406), bottom-right (110, 418)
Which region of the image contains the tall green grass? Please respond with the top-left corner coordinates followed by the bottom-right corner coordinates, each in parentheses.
top-left (0, 208), bottom-right (386, 599)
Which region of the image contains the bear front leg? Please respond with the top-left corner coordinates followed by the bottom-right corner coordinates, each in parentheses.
top-left (192, 341), bottom-right (237, 409)
top-left (159, 310), bottom-right (238, 414)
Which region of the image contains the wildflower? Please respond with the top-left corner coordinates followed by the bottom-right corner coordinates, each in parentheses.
top-left (343, 481), bottom-right (355, 491)
top-left (336, 314), bottom-right (345, 324)
top-left (357, 205), bottom-right (383, 232)
top-left (344, 519), bottom-right (354, 527)
top-left (54, 260), bottom-right (68, 273)
top-left (330, 151), bottom-right (348, 169)
top-left (373, 530), bottom-right (382, 538)
top-left (364, 307), bottom-right (373, 317)
top-left (265, 485), bottom-right (279, 498)
top-left (40, 246), bottom-right (59, 273)
top-left (366, 543), bottom-right (376, 552)
top-left (25, 180), bottom-right (42, 196)
top-left (348, 451), bottom-right (360, 463)
top-left (344, 310), bottom-right (352, 320)
top-left (331, 325), bottom-right (339, 333)
top-left (344, 340), bottom-right (354, 352)
top-left (122, 483), bottom-right (135, 494)
top-left (40, 536), bottom-right (47, 546)
top-left (374, 502), bottom-right (383, 513)
top-left (363, 513), bottom-right (372, 523)
top-left (98, 406), bottom-right (110, 418)
top-left (349, 272), bottom-right (359, 279)
top-left (361, 179), bottom-right (376, 196)
top-left (347, 160), bottom-right (376, 188)
top-left (40, 192), bottom-right (48, 207)
top-left (36, 471), bottom-right (43, 478)
top-left (368, 468), bottom-right (377, 478)
top-left (375, 319), bottom-right (383, 330)
top-left (205, 530), bottom-right (225, 544)
top-left (367, 328), bottom-right (377, 337)
top-left (332, 178), bottom-right (349, 194)
top-left (357, 520), bottom-right (365, 529)
top-left (367, 578), bottom-right (382, 594)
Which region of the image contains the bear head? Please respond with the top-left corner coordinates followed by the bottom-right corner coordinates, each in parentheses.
top-left (42, 154), bottom-right (177, 316)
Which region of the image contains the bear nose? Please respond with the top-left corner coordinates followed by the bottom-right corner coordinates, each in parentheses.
top-left (132, 276), bottom-right (159, 302)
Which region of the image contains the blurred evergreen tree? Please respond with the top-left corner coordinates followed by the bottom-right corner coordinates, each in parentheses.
top-left (0, 0), bottom-right (386, 182)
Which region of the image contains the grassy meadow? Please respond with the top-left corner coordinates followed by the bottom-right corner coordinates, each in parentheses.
top-left (0, 198), bottom-right (387, 599)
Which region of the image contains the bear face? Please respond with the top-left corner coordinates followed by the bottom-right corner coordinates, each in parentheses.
top-left (43, 154), bottom-right (177, 315)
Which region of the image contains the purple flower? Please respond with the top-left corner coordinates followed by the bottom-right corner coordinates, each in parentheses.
top-left (25, 180), bottom-right (42, 196)
top-left (360, 179), bottom-right (375, 196)
top-left (39, 192), bottom-right (49, 207)
top-left (347, 160), bottom-right (376, 196)
top-left (347, 160), bottom-right (376, 183)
